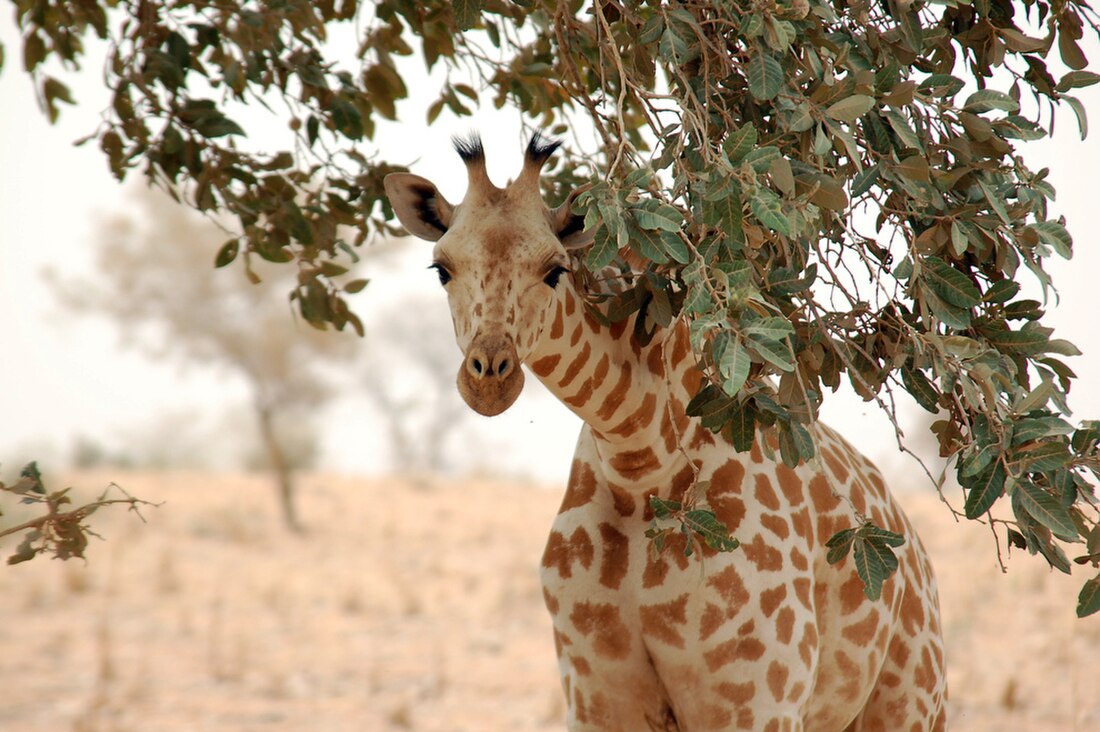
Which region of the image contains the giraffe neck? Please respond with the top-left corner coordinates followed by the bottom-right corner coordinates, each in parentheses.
top-left (526, 278), bottom-right (703, 486)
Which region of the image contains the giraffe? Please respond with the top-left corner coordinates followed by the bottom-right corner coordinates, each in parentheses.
top-left (383, 134), bottom-right (947, 731)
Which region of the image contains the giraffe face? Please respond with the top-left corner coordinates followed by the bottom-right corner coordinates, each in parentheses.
top-left (383, 135), bottom-right (593, 416)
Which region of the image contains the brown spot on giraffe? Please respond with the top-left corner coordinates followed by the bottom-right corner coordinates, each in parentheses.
top-left (742, 533), bottom-right (784, 572)
top-left (760, 585), bottom-right (788, 617)
top-left (549, 301), bottom-right (565, 339)
top-left (639, 594), bottom-right (689, 648)
top-left (842, 611), bottom-right (881, 646)
top-left (767, 660), bottom-right (790, 703)
top-left (798, 622), bottom-right (818, 668)
top-left (558, 341), bottom-right (591, 389)
top-left (715, 680), bottom-right (755, 704)
top-left (839, 573), bottom-right (868, 615)
top-left (708, 564), bottom-right (750, 607)
top-left (700, 603), bottom-right (725, 641)
top-left (542, 527), bottom-right (594, 579)
top-left (775, 606), bottom-right (796, 644)
top-left (609, 446), bottom-right (661, 480)
top-left (595, 361), bottom-right (633, 422)
top-left (824, 445), bottom-right (850, 483)
top-left (543, 588), bottom-right (559, 615)
top-left (606, 391), bottom-right (656, 438)
top-left (808, 473), bottom-right (841, 513)
top-left (531, 353), bottom-right (560, 377)
top-left (559, 460), bottom-right (597, 511)
top-left (789, 547), bottom-right (808, 571)
top-left (761, 513), bottom-right (791, 540)
top-left (704, 636), bottom-right (766, 672)
top-left (775, 464), bottom-right (805, 505)
top-left (670, 463), bottom-right (695, 503)
top-left (570, 323), bottom-right (583, 347)
top-left (597, 522), bottom-right (629, 590)
top-left (607, 482), bottom-right (636, 517)
top-left (690, 423), bottom-right (716, 449)
top-left (646, 340), bottom-right (666, 377)
top-left (754, 473), bottom-right (782, 511)
top-left (570, 601), bottom-right (632, 660)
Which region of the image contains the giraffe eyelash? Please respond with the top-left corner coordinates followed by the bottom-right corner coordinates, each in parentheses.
top-left (428, 262), bottom-right (452, 286)
top-left (543, 265), bottom-right (570, 289)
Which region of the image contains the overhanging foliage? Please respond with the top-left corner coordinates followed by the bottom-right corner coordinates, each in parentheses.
top-left (8, 0), bottom-right (1100, 614)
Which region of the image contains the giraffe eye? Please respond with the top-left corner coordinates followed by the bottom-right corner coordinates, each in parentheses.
top-left (543, 265), bottom-right (569, 289)
top-left (429, 262), bottom-right (452, 286)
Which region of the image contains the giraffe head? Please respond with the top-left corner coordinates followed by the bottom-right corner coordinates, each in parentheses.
top-left (383, 133), bottom-right (594, 416)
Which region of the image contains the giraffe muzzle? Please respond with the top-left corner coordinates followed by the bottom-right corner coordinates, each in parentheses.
top-left (456, 334), bottom-right (525, 416)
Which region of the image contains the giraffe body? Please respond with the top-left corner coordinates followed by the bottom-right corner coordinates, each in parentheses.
top-left (384, 135), bottom-right (947, 731)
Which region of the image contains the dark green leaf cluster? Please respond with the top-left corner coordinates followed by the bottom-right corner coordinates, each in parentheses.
top-left (10, 0), bottom-right (1100, 612)
top-left (825, 522), bottom-right (907, 601)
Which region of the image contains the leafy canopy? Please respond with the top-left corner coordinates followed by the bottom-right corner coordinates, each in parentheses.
top-left (8, 0), bottom-right (1100, 613)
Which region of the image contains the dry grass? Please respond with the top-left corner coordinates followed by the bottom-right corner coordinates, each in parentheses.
top-left (0, 470), bottom-right (1096, 731)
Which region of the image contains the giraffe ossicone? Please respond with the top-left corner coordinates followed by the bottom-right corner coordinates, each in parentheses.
top-left (384, 134), bottom-right (947, 731)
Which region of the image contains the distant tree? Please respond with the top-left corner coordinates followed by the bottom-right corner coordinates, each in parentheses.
top-left (55, 189), bottom-right (359, 531)
top-left (360, 296), bottom-right (475, 474)
top-left (10, 0), bottom-right (1100, 611)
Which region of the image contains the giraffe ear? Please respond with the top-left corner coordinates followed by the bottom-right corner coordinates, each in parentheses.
top-left (550, 185), bottom-right (596, 250)
top-left (384, 173), bottom-right (455, 242)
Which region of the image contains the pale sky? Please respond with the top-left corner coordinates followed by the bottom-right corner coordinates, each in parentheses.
top-left (1, 17), bottom-right (1098, 487)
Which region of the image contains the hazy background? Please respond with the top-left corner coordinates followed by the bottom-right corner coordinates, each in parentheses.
top-left (2, 17), bottom-right (1099, 487)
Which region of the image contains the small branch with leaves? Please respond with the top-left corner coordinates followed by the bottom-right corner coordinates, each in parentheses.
top-left (0, 463), bottom-right (157, 565)
top-left (646, 494), bottom-right (739, 559)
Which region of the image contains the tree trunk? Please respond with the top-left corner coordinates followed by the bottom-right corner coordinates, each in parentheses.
top-left (255, 401), bottom-right (302, 533)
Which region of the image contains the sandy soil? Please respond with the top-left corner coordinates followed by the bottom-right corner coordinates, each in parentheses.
top-left (0, 470), bottom-right (1097, 732)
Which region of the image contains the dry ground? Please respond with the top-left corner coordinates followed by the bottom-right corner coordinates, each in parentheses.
top-left (0, 470), bottom-right (1097, 732)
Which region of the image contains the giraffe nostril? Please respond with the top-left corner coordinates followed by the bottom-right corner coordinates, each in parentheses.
top-left (472, 358), bottom-right (483, 375)
top-left (499, 359), bottom-right (509, 376)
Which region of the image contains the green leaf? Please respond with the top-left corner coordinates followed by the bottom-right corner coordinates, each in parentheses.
top-left (1057, 70), bottom-right (1100, 92)
top-left (1015, 441), bottom-right (1072, 473)
top-left (751, 190), bottom-right (790, 235)
top-left (1078, 575), bottom-right (1100, 618)
top-left (901, 364), bottom-right (939, 412)
top-left (825, 94), bottom-right (875, 123)
top-left (683, 510), bottom-right (740, 552)
top-left (452, 0), bottom-right (481, 30)
top-left (747, 52), bottom-right (783, 101)
top-left (963, 89), bottom-right (1020, 114)
top-left (986, 327), bottom-right (1049, 355)
top-left (743, 316), bottom-right (794, 342)
top-left (725, 400), bottom-right (757, 452)
top-left (984, 280), bottom-right (1020, 304)
top-left (649, 495), bottom-right (681, 519)
top-left (748, 334), bottom-right (795, 372)
top-left (851, 534), bottom-right (897, 601)
top-left (215, 239), bottom-right (239, 268)
top-left (1030, 220), bottom-right (1073, 258)
top-left (586, 226), bottom-right (618, 270)
top-left (923, 256), bottom-right (981, 308)
top-left (1016, 481), bottom-right (1078, 541)
top-left (723, 124), bottom-right (757, 163)
top-left (742, 146), bottom-right (782, 172)
top-left (963, 461), bottom-right (1005, 519)
top-left (715, 331), bottom-right (751, 396)
top-left (851, 164), bottom-right (880, 197)
top-left (826, 527), bottom-right (856, 564)
top-left (631, 200), bottom-right (683, 232)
